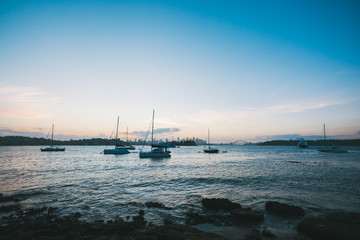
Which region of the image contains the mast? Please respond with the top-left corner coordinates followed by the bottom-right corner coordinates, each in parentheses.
top-left (115, 116), bottom-right (119, 140)
top-left (208, 128), bottom-right (210, 148)
top-left (323, 124), bottom-right (326, 141)
top-left (151, 110), bottom-right (155, 146)
top-left (126, 127), bottom-right (129, 142)
top-left (51, 124), bottom-right (54, 141)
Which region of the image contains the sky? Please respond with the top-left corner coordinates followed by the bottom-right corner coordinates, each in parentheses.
top-left (1, 0), bottom-right (360, 143)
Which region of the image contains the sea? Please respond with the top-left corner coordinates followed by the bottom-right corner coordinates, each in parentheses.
top-left (1, 145), bottom-right (360, 229)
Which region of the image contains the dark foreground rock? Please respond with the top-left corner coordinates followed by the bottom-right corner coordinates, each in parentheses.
top-left (202, 198), bottom-right (242, 211)
top-left (265, 201), bottom-right (305, 216)
top-left (145, 201), bottom-right (172, 210)
top-left (232, 208), bottom-right (264, 222)
top-left (298, 212), bottom-right (360, 240)
top-left (134, 224), bottom-right (227, 240)
top-left (0, 193), bottom-right (20, 202)
top-left (0, 207), bottom-right (226, 240)
top-left (0, 204), bottom-right (21, 212)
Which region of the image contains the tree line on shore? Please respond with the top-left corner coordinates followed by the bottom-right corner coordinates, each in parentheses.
top-left (0, 136), bottom-right (197, 146)
top-left (256, 139), bottom-right (360, 146)
top-left (1, 136), bottom-right (360, 146)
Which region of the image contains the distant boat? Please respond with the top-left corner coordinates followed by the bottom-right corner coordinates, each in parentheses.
top-left (204, 129), bottom-right (219, 153)
top-left (123, 127), bottom-right (135, 150)
top-left (40, 124), bottom-right (65, 152)
top-left (156, 142), bottom-right (176, 148)
top-left (298, 138), bottom-right (309, 148)
top-left (139, 110), bottom-right (171, 158)
top-left (318, 124), bottom-right (347, 153)
top-left (104, 117), bottom-right (130, 155)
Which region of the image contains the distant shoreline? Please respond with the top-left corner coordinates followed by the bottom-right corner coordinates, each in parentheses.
top-left (0, 136), bottom-right (197, 146)
top-left (255, 139), bottom-right (360, 146)
top-left (1, 136), bottom-right (360, 146)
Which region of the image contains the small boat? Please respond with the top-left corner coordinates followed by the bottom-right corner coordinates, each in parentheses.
top-left (41, 124), bottom-right (65, 152)
top-left (156, 142), bottom-right (176, 148)
top-left (123, 127), bottom-right (136, 150)
top-left (319, 146), bottom-right (348, 153)
top-left (298, 138), bottom-right (309, 148)
top-left (104, 117), bottom-right (130, 155)
top-left (139, 110), bottom-right (171, 158)
top-left (204, 129), bottom-right (219, 153)
top-left (318, 124), bottom-right (347, 153)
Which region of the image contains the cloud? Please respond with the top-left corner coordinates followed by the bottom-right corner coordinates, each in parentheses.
top-left (0, 85), bottom-right (59, 120)
top-left (0, 128), bottom-right (89, 140)
top-left (131, 127), bottom-right (181, 138)
top-left (265, 98), bottom-right (354, 114)
top-left (187, 110), bottom-right (249, 124)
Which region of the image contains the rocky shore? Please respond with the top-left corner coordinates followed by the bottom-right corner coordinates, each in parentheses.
top-left (1, 193), bottom-right (359, 240)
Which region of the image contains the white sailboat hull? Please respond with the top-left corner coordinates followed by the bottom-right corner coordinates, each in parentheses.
top-left (139, 150), bottom-right (170, 158)
top-left (319, 147), bottom-right (348, 153)
top-left (41, 147), bottom-right (65, 152)
top-left (104, 148), bottom-right (130, 154)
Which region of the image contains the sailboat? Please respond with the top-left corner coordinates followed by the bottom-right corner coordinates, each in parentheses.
top-left (204, 129), bottom-right (219, 153)
top-left (139, 110), bottom-right (171, 158)
top-left (318, 124), bottom-right (347, 153)
top-left (123, 127), bottom-right (135, 150)
top-left (298, 138), bottom-right (309, 148)
top-left (104, 116), bottom-right (130, 154)
top-left (40, 124), bottom-right (65, 152)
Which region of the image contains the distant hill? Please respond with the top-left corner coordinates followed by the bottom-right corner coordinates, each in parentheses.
top-left (0, 136), bottom-right (128, 146)
top-left (0, 136), bottom-right (198, 146)
top-left (257, 139), bottom-right (360, 146)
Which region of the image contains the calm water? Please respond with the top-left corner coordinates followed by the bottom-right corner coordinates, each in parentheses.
top-left (1, 145), bottom-right (360, 226)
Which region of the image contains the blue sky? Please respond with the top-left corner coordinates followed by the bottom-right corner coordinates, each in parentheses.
top-left (0, 0), bottom-right (359, 142)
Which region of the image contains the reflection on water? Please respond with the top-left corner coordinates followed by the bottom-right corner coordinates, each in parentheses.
top-left (0, 145), bottom-right (359, 224)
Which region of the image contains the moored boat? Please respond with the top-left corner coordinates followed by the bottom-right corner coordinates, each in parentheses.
top-left (139, 110), bottom-right (171, 158)
top-left (104, 117), bottom-right (130, 155)
top-left (298, 138), bottom-right (309, 148)
top-left (318, 124), bottom-right (347, 153)
top-left (204, 129), bottom-right (219, 153)
top-left (40, 124), bottom-right (65, 152)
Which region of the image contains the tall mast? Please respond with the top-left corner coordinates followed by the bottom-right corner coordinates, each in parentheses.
top-left (208, 128), bottom-right (210, 146)
top-left (52, 124), bottom-right (54, 141)
top-left (115, 116), bottom-right (119, 140)
top-left (151, 110), bottom-right (155, 146)
top-left (126, 127), bottom-right (128, 142)
top-left (323, 124), bottom-right (326, 141)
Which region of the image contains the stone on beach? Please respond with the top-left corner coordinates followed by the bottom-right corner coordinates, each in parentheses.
top-left (145, 201), bottom-right (172, 210)
top-left (231, 208), bottom-right (264, 222)
top-left (298, 212), bottom-right (360, 240)
top-left (202, 198), bottom-right (242, 211)
top-left (265, 201), bottom-right (305, 216)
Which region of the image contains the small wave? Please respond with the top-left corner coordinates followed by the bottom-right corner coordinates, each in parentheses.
top-left (12, 189), bottom-right (52, 200)
top-left (115, 202), bottom-right (142, 207)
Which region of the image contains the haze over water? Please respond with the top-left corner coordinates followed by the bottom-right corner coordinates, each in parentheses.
top-left (1, 145), bottom-right (359, 228)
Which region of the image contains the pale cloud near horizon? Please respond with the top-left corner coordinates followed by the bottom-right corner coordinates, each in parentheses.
top-left (0, 85), bottom-right (59, 120)
top-left (264, 98), bottom-right (353, 114)
top-left (187, 97), bottom-right (354, 126)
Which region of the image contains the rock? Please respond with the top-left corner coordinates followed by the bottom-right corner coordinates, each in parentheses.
top-left (265, 201), bottom-right (305, 216)
top-left (262, 228), bottom-right (277, 238)
top-left (164, 219), bottom-right (173, 225)
top-left (202, 198), bottom-right (242, 211)
top-left (232, 208), bottom-right (264, 222)
top-left (0, 204), bottom-right (21, 212)
top-left (245, 228), bottom-right (262, 240)
top-left (145, 201), bottom-right (172, 210)
top-left (0, 194), bottom-right (19, 202)
top-left (134, 224), bottom-right (227, 240)
top-left (298, 212), bottom-right (360, 240)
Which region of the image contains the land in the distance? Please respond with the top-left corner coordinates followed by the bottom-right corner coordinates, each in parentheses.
top-left (0, 136), bottom-right (197, 146)
top-left (1, 136), bottom-right (360, 146)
